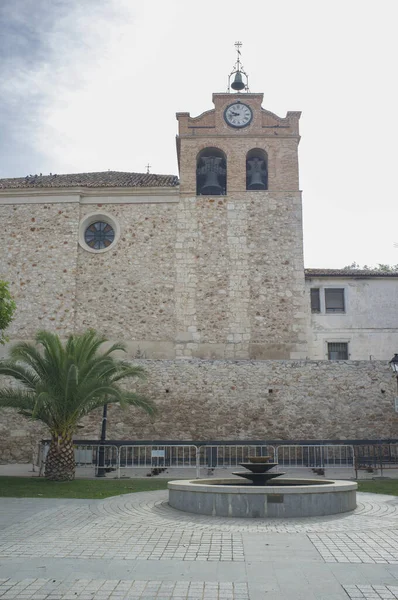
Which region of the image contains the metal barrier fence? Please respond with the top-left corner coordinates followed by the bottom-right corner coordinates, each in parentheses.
top-left (39, 441), bottom-right (398, 477)
top-left (199, 445), bottom-right (275, 469)
top-left (38, 443), bottom-right (276, 477)
top-left (75, 444), bottom-right (119, 472)
top-left (38, 443), bottom-right (119, 476)
top-left (276, 445), bottom-right (354, 468)
top-left (118, 445), bottom-right (200, 478)
top-left (353, 443), bottom-right (398, 476)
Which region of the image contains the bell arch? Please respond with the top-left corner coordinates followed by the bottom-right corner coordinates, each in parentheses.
top-left (196, 147), bottom-right (227, 196)
top-left (246, 148), bottom-right (268, 191)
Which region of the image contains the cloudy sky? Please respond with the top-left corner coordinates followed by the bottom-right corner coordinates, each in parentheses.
top-left (0, 0), bottom-right (397, 268)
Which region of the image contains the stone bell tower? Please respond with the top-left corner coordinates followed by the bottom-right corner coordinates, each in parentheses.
top-left (174, 44), bottom-right (308, 360)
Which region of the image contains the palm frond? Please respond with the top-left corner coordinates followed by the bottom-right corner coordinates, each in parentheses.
top-left (9, 342), bottom-right (49, 380)
top-left (65, 364), bottom-right (79, 403)
top-left (82, 385), bottom-right (124, 405)
top-left (110, 363), bottom-right (146, 383)
top-left (101, 341), bottom-right (127, 358)
top-left (69, 385), bottom-right (124, 422)
top-left (0, 387), bottom-right (36, 410)
top-left (18, 409), bottom-right (35, 418)
top-left (36, 330), bottom-right (65, 379)
top-left (120, 391), bottom-right (157, 416)
top-left (0, 361), bottom-right (39, 390)
top-left (69, 330), bottom-right (108, 366)
top-left (0, 329), bottom-right (155, 435)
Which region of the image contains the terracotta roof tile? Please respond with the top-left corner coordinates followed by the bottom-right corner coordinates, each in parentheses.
top-left (0, 171), bottom-right (179, 190)
top-left (305, 268), bottom-right (398, 278)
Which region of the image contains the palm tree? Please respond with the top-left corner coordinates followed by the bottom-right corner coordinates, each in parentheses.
top-left (0, 330), bottom-right (156, 481)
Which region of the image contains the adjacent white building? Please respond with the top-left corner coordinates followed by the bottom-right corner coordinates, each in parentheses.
top-left (305, 269), bottom-right (398, 360)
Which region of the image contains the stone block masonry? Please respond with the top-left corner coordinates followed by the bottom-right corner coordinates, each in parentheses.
top-left (76, 203), bottom-right (177, 343)
top-left (0, 192), bottom-right (307, 360)
top-left (0, 359), bottom-right (396, 463)
top-left (174, 191), bottom-right (308, 359)
top-left (1, 203), bottom-right (79, 338)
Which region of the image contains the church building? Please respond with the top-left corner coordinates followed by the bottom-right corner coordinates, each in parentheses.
top-left (1, 51), bottom-right (397, 461)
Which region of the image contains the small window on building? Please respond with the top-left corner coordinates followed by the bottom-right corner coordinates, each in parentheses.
top-left (325, 288), bottom-right (345, 313)
top-left (310, 288), bottom-right (320, 312)
top-left (328, 342), bottom-right (348, 360)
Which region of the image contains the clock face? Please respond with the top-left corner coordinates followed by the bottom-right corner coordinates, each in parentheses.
top-left (224, 102), bottom-right (253, 128)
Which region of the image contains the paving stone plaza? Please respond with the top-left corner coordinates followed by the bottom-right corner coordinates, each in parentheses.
top-left (1, 489), bottom-right (398, 599)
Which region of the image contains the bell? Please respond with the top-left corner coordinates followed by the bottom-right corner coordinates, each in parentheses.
top-left (201, 170), bottom-right (223, 195)
top-left (197, 156), bottom-right (225, 195)
top-left (231, 71), bottom-right (245, 91)
top-left (247, 158), bottom-right (267, 190)
top-left (248, 172), bottom-right (266, 190)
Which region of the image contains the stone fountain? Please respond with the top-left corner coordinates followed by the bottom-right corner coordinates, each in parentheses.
top-left (232, 455), bottom-right (284, 485)
top-left (168, 455), bottom-right (357, 518)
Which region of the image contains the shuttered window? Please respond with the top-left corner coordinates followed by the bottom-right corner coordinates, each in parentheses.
top-left (310, 288), bottom-right (321, 312)
top-left (325, 288), bottom-right (345, 313)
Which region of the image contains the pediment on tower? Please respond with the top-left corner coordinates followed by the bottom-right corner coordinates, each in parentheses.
top-left (176, 108), bottom-right (216, 134)
top-left (176, 93), bottom-right (301, 140)
top-left (260, 108), bottom-right (301, 135)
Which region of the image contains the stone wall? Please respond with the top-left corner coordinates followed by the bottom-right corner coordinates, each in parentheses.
top-left (0, 191), bottom-right (308, 360)
top-left (1, 202), bottom-right (79, 337)
top-left (76, 203), bottom-right (177, 343)
top-left (174, 192), bottom-right (308, 359)
top-left (1, 359), bottom-right (396, 463)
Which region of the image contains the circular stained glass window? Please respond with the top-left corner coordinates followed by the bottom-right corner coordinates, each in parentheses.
top-left (84, 221), bottom-right (115, 250)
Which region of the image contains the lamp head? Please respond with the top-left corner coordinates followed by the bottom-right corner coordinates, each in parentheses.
top-left (389, 354), bottom-right (398, 373)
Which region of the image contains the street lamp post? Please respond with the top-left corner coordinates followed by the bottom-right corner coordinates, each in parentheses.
top-left (389, 354), bottom-right (398, 384)
top-left (389, 355), bottom-right (398, 414)
top-left (96, 403), bottom-right (108, 478)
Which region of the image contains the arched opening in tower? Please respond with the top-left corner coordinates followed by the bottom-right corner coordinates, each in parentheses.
top-left (246, 148), bottom-right (268, 190)
top-left (196, 147), bottom-right (227, 196)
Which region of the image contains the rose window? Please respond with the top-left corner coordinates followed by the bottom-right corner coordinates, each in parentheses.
top-left (84, 221), bottom-right (115, 250)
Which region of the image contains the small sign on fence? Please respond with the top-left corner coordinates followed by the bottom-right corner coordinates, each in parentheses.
top-left (151, 450), bottom-right (165, 458)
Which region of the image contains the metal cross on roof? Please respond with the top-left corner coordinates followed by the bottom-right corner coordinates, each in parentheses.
top-left (146, 163), bottom-right (151, 174)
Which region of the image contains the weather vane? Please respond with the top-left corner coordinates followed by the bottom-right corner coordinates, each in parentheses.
top-left (146, 163), bottom-right (151, 174)
top-left (235, 41), bottom-right (242, 61)
top-left (227, 41), bottom-right (249, 93)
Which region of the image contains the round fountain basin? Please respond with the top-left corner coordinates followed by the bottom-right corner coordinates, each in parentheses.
top-left (168, 478), bottom-right (357, 518)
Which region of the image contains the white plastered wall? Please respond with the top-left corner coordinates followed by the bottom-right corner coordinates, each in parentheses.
top-left (306, 277), bottom-right (398, 360)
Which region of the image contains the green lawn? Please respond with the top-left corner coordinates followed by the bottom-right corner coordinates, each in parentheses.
top-left (357, 480), bottom-right (398, 496)
top-left (0, 476), bottom-right (171, 499)
top-left (0, 476), bottom-right (397, 499)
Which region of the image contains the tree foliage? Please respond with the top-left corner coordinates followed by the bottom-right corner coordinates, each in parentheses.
top-left (0, 329), bottom-right (156, 480)
top-left (0, 281), bottom-right (16, 345)
top-left (343, 262), bottom-right (398, 272)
